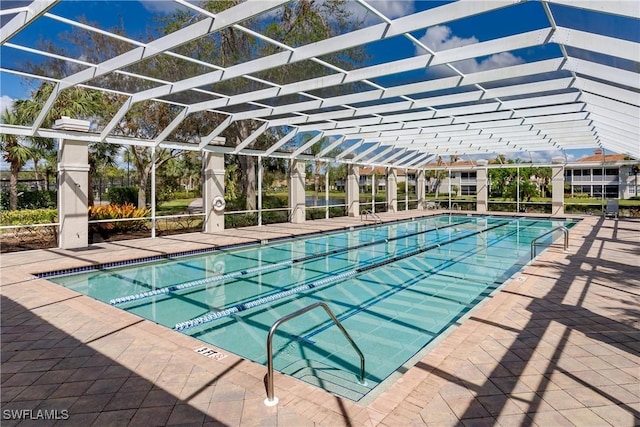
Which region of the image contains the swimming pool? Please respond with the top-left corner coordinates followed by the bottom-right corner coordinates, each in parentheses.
top-left (48, 214), bottom-right (576, 401)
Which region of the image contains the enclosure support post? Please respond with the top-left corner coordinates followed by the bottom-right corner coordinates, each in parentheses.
top-left (346, 164), bottom-right (360, 217)
top-left (325, 168), bottom-right (329, 219)
top-left (405, 168), bottom-right (409, 211)
top-left (448, 169), bottom-right (452, 210)
top-left (58, 137), bottom-right (90, 249)
top-left (371, 173), bottom-right (375, 214)
top-left (517, 167), bottom-right (520, 213)
top-left (387, 167), bottom-right (398, 213)
top-left (151, 147), bottom-right (156, 238)
top-left (258, 156), bottom-right (263, 226)
top-left (551, 164), bottom-right (564, 216)
top-left (288, 160), bottom-right (305, 223)
top-left (417, 169), bottom-right (426, 210)
top-left (203, 150), bottom-right (225, 233)
top-left (476, 167), bottom-right (488, 213)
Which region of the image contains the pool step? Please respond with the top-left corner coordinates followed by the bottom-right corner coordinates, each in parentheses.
top-left (281, 359), bottom-right (376, 402)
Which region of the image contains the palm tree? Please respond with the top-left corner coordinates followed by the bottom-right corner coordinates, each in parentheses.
top-left (1, 108), bottom-right (32, 210)
top-left (17, 82), bottom-right (115, 205)
top-left (28, 138), bottom-right (56, 191)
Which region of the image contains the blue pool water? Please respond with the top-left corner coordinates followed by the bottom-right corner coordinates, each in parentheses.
top-left (49, 214), bottom-right (576, 401)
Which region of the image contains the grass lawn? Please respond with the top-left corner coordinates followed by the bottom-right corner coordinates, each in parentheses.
top-left (157, 198), bottom-right (197, 215)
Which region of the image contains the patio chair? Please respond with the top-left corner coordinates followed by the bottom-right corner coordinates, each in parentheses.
top-left (605, 199), bottom-right (619, 219)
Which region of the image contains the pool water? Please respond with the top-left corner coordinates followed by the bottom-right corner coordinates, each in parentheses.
top-left (49, 214), bottom-right (575, 401)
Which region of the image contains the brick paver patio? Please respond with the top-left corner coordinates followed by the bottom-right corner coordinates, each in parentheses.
top-left (1, 212), bottom-right (638, 426)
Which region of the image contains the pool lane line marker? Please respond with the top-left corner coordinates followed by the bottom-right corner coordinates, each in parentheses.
top-left (110, 217), bottom-right (476, 306)
top-left (173, 219), bottom-right (514, 332)
top-left (303, 219), bottom-right (542, 340)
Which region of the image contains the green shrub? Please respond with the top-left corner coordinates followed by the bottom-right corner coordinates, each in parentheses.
top-left (105, 186), bottom-right (138, 205)
top-left (1, 208), bottom-right (57, 226)
top-left (172, 190), bottom-right (201, 199)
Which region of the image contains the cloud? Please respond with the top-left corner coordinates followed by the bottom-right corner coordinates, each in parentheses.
top-left (526, 150), bottom-right (564, 163)
top-left (367, 1), bottom-right (415, 20)
top-left (0, 95), bottom-right (14, 115)
top-left (417, 25), bottom-right (524, 74)
top-left (345, 0), bottom-right (415, 25)
top-left (419, 25), bottom-right (478, 52)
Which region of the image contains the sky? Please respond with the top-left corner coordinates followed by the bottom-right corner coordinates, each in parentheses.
top-left (1, 0), bottom-right (638, 165)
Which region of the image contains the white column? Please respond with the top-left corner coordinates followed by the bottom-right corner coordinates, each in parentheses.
top-left (448, 169), bottom-right (452, 210)
top-left (346, 164), bottom-right (360, 217)
top-left (151, 147), bottom-right (156, 238)
top-left (551, 164), bottom-right (565, 216)
top-left (417, 169), bottom-right (426, 210)
top-left (203, 151), bottom-right (225, 233)
top-left (58, 138), bottom-right (89, 249)
top-left (258, 157), bottom-right (263, 226)
top-left (289, 160), bottom-right (305, 223)
top-left (476, 162), bottom-right (488, 213)
top-left (516, 167), bottom-right (520, 213)
top-left (387, 167), bottom-right (398, 213)
top-left (405, 168), bottom-right (409, 211)
top-left (325, 168), bottom-right (329, 219)
top-left (371, 173), bottom-right (375, 213)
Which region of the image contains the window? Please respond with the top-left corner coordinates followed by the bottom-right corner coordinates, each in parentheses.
top-left (577, 185), bottom-right (591, 195)
top-left (605, 185), bottom-right (618, 198)
top-left (461, 185), bottom-right (476, 195)
top-left (605, 168), bottom-right (618, 176)
top-left (461, 172), bottom-right (476, 179)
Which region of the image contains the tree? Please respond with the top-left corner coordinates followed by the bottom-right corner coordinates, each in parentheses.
top-left (17, 2), bottom-right (368, 211)
top-left (16, 82), bottom-right (114, 206)
top-left (21, 19), bottom-right (160, 208)
top-left (158, 0), bottom-right (368, 210)
top-left (532, 166), bottom-right (552, 198)
top-left (329, 162), bottom-right (346, 190)
top-left (1, 108), bottom-right (31, 210)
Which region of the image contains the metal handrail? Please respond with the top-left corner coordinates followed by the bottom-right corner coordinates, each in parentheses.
top-left (531, 226), bottom-right (569, 259)
top-left (360, 209), bottom-right (382, 224)
top-left (264, 301), bottom-right (366, 406)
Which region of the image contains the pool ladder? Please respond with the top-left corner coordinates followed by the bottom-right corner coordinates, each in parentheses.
top-left (530, 226), bottom-right (569, 260)
top-left (361, 209), bottom-right (382, 224)
top-left (264, 301), bottom-right (366, 406)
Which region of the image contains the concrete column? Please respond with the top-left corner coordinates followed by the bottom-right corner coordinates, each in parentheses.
top-left (551, 165), bottom-right (564, 216)
top-left (417, 169), bottom-right (426, 210)
top-left (386, 168), bottom-right (398, 213)
top-left (346, 164), bottom-right (360, 217)
top-left (289, 160), bottom-right (305, 223)
top-left (58, 139), bottom-right (90, 249)
top-left (203, 151), bottom-right (225, 233)
top-left (476, 165), bottom-right (488, 213)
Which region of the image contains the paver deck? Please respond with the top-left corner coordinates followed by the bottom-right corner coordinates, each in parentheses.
top-left (1, 211), bottom-right (638, 426)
